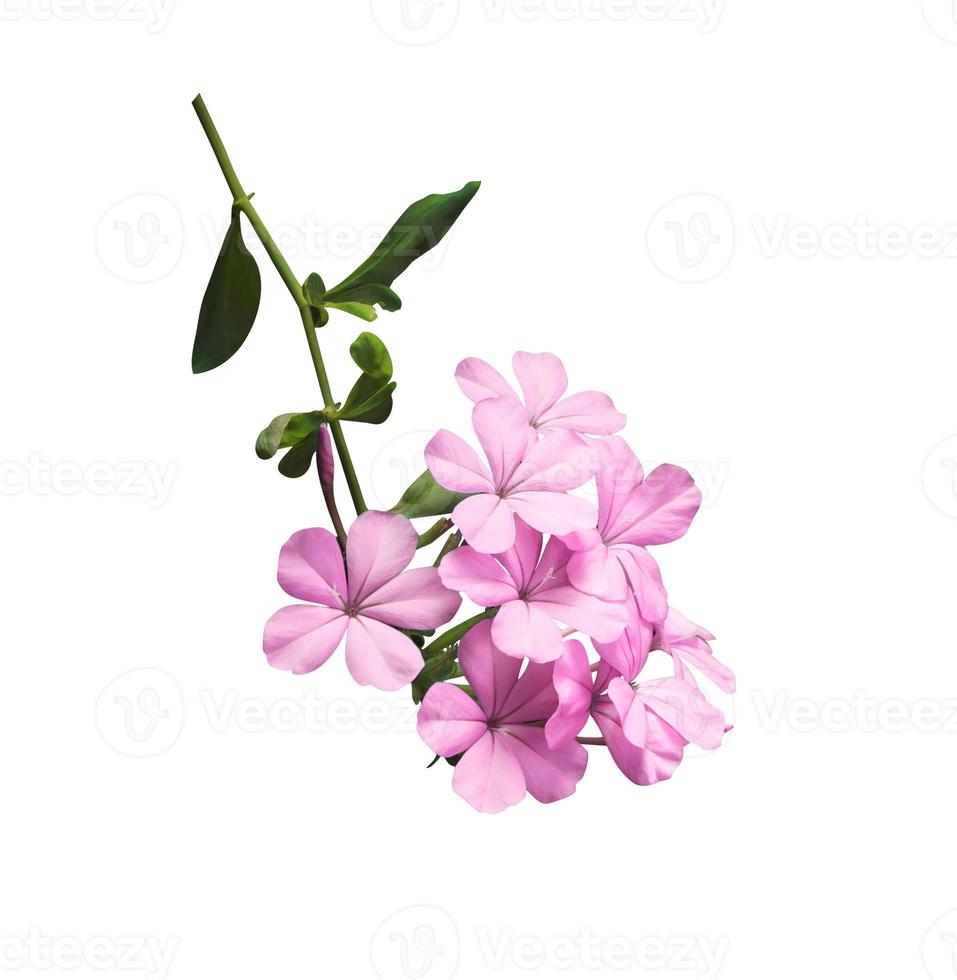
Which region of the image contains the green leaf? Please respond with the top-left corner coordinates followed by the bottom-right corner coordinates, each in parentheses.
top-left (390, 470), bottom-right (469, 519)
top-left (325, 283), bottom-right (402, 312)
top-left (302, 272), bottom-right (326, 306)
top-left (278, 436), bottom-right (319, 478)
top-left (192, 208), bottom-right (262, 374)
top-left (326, 181), bottom-right (481, 297)
top-left (256, 412), bottom-right (326, 460)
top-left (337, 379), bottom-right (396, 423)
top-left (324, 301), bottom-right (378, 322)
top-left (349, 332), bottom-right (393, 381)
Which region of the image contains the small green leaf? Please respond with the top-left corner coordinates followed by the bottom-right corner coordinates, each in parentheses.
top-left (327, 181), bottom-right (481, 298)
top-left (325, 283), bottom-right (402, 312)
top-left (349, 332), bottom-right (393, 381)
top-left (390, 470), bottom-right (469, 519)
top-left (278, 436), bottom-right (319, 478)
top-left (303, 272), bottom-right (326, 306)
top-left (192, 208), bottom-right (262, 374)
top-left (337, 380), bottom-right (396, 423)
top-left (256, 412), bottom-right (326, 460)
top-left (324, 301), bottom-right (378, 322)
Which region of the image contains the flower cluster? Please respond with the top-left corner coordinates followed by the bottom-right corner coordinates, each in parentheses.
top-left (264, 351), bottom-right (733, 812)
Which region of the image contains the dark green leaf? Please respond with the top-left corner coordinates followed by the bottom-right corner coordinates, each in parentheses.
top-left (256, 412), bottom-right (326, 460)
top-left (311, 305), bottom-right (330, 328)
top-left (192, 209), bottom-right (261, 374)
top-left (327, 181), bottom-right (481, 297)
top-left (390, 470), bottom-right (469, 519)
top-left (303, 272), bottom-right (326, 306)
top-left (278, 436), bottom-right (318, 478)
top-left (349, 332), bottom-right (393, 381)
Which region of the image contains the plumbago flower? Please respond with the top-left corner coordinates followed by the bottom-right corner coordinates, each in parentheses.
top-left (425, 396), bottom-right (598, 554)
top-left (417, 621), bottom-right (588, 813)
top-left (263, 511), bottom-right (461, 691)
top-left (438, 519), bottom-right (626, 663)
top-left (455, 351), bottom-right (626, 439)
top-left (188, 97), bottom-right (731, 814)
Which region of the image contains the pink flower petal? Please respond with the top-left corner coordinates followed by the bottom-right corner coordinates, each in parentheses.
top-left (502, 726), bottom-right (588, 804)
top-left (457, 621), bottom-right (522, 718)
top-left (494, 519), bottom-right (544, 593)
top-left (613, 544), bottom-right (669, 625)
top-left (276, 527), bottom-right (347, 606)
top-left (455, 357), bottom-right (517, 403)
top-left (263, 605), bottom-right (348, 675)
top-left (451, 493), bottom-right (517, 554)
top-left (455, 357), bottom-right (517, 404)
top-left (346, 511), bottom-right (418, 605)
top-left (593, 599), bottom-right (653, 681)
top-left (492, 598), bottom-right (565, 663)
top-left (359, 567), bottom-right (462, 630)
top-left (546, 640), bottom-right (594, 748)
top-left (344, 616), bottom-right (424, 691)
top-left (496, 659), bottom-right (559, 724)
top-left (593, 437), bottom-right (645, 540)
top-left (636, 678), bottom-right (727, 750)
top-left (511, 351), bottom-right (568, 422)
top-left (538, 390), bottom-right (626, 436)
top-left (614, 464), bottom-right (702, 546)
top-left (593, 698), bottom-right (685, 785)
top-left (425, 429), bottom-right (494, 494)
top-left (567, 543), bottom-right (629, 600)
top-left (532, 585), bottom-right (627, 644)
top-left (508, 491), bottom-right (597, 537)
top-left (509, 431), bottom-right (597, 493)
top-left (668, 636), bottom-right (736, 694)
top-left (472, 397), bottom-right (536, 489)
top-left (452, 730), bottom-right (526, 813)
top-left (417, 683), bottom-right (487, 757)
top-left (438, 547), bottom-right (519, 607)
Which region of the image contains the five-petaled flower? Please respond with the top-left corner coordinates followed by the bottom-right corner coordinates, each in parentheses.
top-left (438, 519), bottom-right (627, 663)
top-left (426, 396), bottom-right (598, 554)
top-left (417, 621), bottom-right (588, 813)
top-left (455, 350), bottom-right (626, 439)
top-left (263, 511), bottom-right (461, 691)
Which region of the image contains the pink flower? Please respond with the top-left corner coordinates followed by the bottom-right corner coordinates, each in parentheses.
top-left (439, 519), bottom-right (627, 663)
top-left (263, 511), bottom-right (461, 691)
top-left (564, 437), bottom-right (701, 622)
top-left (426, 396), bottom-right (598, 554)
top-left (546, 631), bottom-right (727, 786)
top-left (655, 608), bottom-right (735, 694)
top-left (455, 350), bottom-right (626, 438)
top-left (417, 621), bottom-right (587, 813)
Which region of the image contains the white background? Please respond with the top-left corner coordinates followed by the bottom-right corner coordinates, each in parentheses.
top-left (3, 1), bottom-right (957, 978)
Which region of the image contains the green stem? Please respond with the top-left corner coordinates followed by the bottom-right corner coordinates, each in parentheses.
top-left (191, 93), bottom-right (366, 515)
top-left (417, 518), bottom-right (453, 550)
top-left (300, 309), bottom-right (367, 514)
top-left (433, 530), bottom-right (462, 567)
top-left (422, 609), bottom-right (497, 660)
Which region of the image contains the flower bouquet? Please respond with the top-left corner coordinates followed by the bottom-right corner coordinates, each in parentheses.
top-left (190, 95), bottom-right (734, 813)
